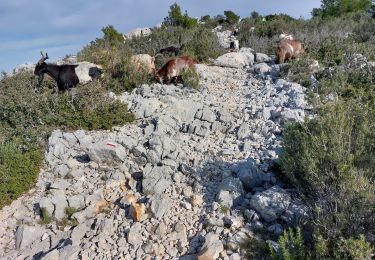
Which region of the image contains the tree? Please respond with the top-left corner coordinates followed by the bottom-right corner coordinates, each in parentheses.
top-left (312, 0), bottom-right (372, 17)
top-left (101, 25), bottom-right (123, 44)
top-left (224, 10), bottom-right (240, 24)
top-left (250, 11), bottom-right (260, 19)
top-left (162, 3), bottom-right (198, 28)
top-left (200, 15), bottom-right (211, 23)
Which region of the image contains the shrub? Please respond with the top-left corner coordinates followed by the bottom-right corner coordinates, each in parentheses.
top-left (181, 68), bottom-right (200, 90)
top-left (0, 141), bottom-right (44, 208)
top-left (0, 72), bottom-right (134, 209)
top-left (335, 235), bottom-right (373, 259)
top-left (270, 228), bottom-right (307, 260)
top-left (280, 97), bottom-right (375, 256)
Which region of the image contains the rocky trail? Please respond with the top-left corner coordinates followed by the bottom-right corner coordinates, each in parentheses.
top-left (0, 51), bottom-right (309, 260)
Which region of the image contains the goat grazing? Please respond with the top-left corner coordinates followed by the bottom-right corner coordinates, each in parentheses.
top-left (276, 39), bottom-right (305, 64)
top-left (155, 55), bottom-right (196, 84)
top-left (34, 52), bottom-right (102, 92)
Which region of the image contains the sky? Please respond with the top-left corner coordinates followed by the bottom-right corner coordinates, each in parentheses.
top-left (0, 0), bottom-right (321, 72)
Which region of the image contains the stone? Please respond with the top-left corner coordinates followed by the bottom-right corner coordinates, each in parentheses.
top-left (268, 223), bottom-right (283, 236)
top-left (15, 225), bottom-right (44, 250)
top-left (39, 197), bottom-right (54, 217)
top-left (142, 165), bottom-right (172, 195)
top-left (155, 222), bottom-right (167, 239)
top-left (216, 178), bottom-right (244, 208)
top-left (68, 195), bottom-right (85, 209)
top-left (174, 222), bottom-right (188, 243)
top-left (237, 162), bottom-right (263, 189)
top-left (214, 52), bottom-right (254, 68)
top-left (196, 107), bottom-right (217, 123)
top-left (250, 186), bottom-right (291, 222)
top-left (71, 222), bottom-right (90, 245)
top-left (150, 194), bottom-right (172, 219)
top-left (191, 195), bottom-right (204, 207)
top-left (132, 98), bottom-right (163, 119)
top-left (243, 209), bottom-right (260, 223)
top-left (128, 222), bottom-right (143, 246)
top-left (197, 233), bottom-right (224, 260)
top-left (255, 53), bottom-right (272, 63)
top-left (117, 135), bottom-right (138, 151)
top-left (253, 63), bottom-right (271, 74)
top-left (51, 189), bottom-right (68, 220)
top-left (237, 123), bottom-right (249, 140)
top-left (67, 169), bottom-right (84, 180)
top-left (87, 140), bottom-right (127, 164)
top-left (226, 230), bottom-right (250, 251)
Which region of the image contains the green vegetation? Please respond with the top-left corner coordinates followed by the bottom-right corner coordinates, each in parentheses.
top-left (0, 72), bottom-right (134, 208)
top-left (162, 3), bottom-right (198, 28)
top-left (0, 141), bottom-right (44, 209)
top-left (270, 228), bottom-right (307, 260)
top-left (312, 0), bottom-right (372, 18)
top-left (39, 208), bottom-right (52, 224)
top-left (65, 207), bottom-right (78, 219)
top-left (181, 68), bottom-right (200, 90)
top-left (2, 2), bottom-right (375, 258)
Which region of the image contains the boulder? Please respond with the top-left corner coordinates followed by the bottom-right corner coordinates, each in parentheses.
top-left (15, 225), bottom-right (44, 250)
top-left (142, 165), bottom-right (172, 195)
top-left (216, 178), bottom-right (244, 208)
top-left (127, 222), bottom-right (143, 246)
top-left (132, 98), bottom-right (164, 119)
top-left (237, 163), bottom-right (263, 189)
top-left (255, 53), bottom-right (272, 63)
top-left (214, 48), bottom-right (254, 68)
top-left (250, 186), bottom-right (291, 222)
top-left (150, 194), bottom-right (172, 219)
top-left (197, 233), bottom-right (224, 260)
top-left (87, 140), bottom-right (126, 164)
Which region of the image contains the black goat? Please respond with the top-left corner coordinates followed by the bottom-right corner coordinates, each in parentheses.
top-left (34, 52), bottom-right (79, 92)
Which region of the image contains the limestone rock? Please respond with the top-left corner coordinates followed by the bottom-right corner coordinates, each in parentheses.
top-left (250, 186), bottom-right (291, 222)
top-left (87, 140), bottom-right (126, 164)
top-left (197, 233), bottom-right (224, 260)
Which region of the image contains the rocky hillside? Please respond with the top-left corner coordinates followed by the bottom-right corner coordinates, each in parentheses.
top-left (0, 50), bottom-right (310, 259)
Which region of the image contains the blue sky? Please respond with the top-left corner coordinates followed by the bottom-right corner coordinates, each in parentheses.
top-left (0, 0), bottom-right (321, 72)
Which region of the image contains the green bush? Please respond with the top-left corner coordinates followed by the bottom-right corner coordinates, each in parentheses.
top-left (270, 228), bottom-right (307, 260)
top-left (181, 68), bottom-right (200, 90)
top-left (0, 72), bottom-right (134, 209)
top-left (335, 235), bottom-right (373, 259)
top-left (280, 97), bottom-right (375, 257)
top-left (0, 141), bottom-right (44, 208)
top-left (78, 26), bottom-right (153, 94)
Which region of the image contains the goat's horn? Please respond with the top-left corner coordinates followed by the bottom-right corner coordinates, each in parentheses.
top-left (37, 51), bottom-right (49, 65)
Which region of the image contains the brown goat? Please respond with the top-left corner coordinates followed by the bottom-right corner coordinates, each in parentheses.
top-left (155, 55), bottom-right (196, 84)
top-left (276, 39), bottom-right (305, 64)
